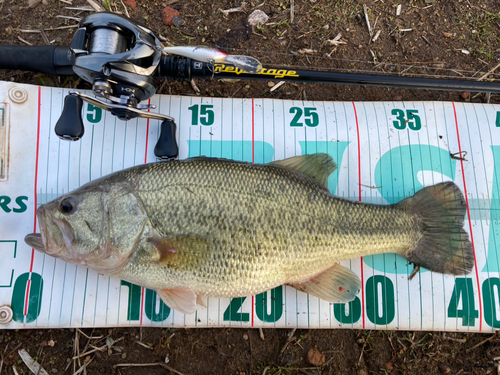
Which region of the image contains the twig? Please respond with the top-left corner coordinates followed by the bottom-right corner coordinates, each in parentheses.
top-left (280, 328), bottom-right (296, 354)
top-left (478, 62), bottom-right (500, 81)
top-left (134, 340), bottom-right (153, 350)
top-left (72, 337), bottom-right (124, 359)
top-left (65, 6), bottom-right (94, 11)
top-left (372, 30), bottom-right (381, 42)
top-left (87, 0), bottom-right (104, 12)
top-left (326, 33), bottom-right (347, 46)
top-left (262, 366), bottom-right (270, 375)
top-left (466, 332), bottom-right (499, 352)
top-left (259, 328), bottom-right (265, 340)
top-left (290, 0), bottom-right (294, 23)
top-left (12, 365), bottom-right (20, 375)
top-left (113, 362), bottom-right (185, 375)
top-left (18, 349), bottom-right (50, 375)
top-left (17, 36), bottom-right (33, 46)
top-left (120, 0), bottom-right (130, 18)
top-left (270, 81), bottom-right (285, 92)
top-left (55, 15), bottom-right (82, 21)
top-left (19, 24), bottom-right (80, 32)
top-left (40, 30), bottom-right (50, 45)
top-left (190, 79), bottom-right (200, 93)
top-left (363, 4), bottom-right (372, 39)
top-left (73, 358), bottom-right (93, 375)
top-left (219, 2), bottom-right (246, 17)
top-left (442, 332), bottom-right (467, 343)
top-left (358, 331), bottom-right (372, 366)
top-left (76, 329), bottom-right (104, 340)
top-left (421, 35), bottom-right (430, 45)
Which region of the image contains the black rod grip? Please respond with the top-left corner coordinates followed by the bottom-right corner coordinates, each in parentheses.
top-left (0, 45), bottom-right (75, 75)
top-left (55, 95), bottom-right (84, 141)
top-left (154, 119), bottom-right (178, 160)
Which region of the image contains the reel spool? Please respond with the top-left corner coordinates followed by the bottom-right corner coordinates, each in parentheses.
top-left (55, 12), bottom-right (178, 159)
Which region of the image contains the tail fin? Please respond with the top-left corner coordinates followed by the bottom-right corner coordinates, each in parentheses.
top-left (397, 182), bottom-right (474, 276)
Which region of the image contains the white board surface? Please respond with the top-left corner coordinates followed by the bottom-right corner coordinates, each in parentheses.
top-left (1, 81), bottom-right (499, 332)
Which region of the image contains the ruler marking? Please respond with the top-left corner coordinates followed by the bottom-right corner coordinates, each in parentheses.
top-left (352, 102), bottom-right (366, 329)
top-left (452, 102), bottom-right (483, 331)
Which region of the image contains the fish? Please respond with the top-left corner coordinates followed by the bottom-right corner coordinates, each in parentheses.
top-left (25, 154), bottom-right (474, 314)
top-left (162, 46), bottom-right (263, 73)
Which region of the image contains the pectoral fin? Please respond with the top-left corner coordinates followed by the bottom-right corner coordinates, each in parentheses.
top-left (150, 235), bottom-right (213, 271)
top-left (156, 288), bottom-right (198, 314)
top-left (289, 263), bottom-right (361, 303)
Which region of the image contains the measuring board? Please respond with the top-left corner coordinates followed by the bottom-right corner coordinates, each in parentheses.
top-left (1, 81), bottom-right (500, 332)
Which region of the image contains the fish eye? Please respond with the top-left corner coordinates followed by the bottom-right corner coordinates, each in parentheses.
top-left (59, 197), bottom-right (77, 214)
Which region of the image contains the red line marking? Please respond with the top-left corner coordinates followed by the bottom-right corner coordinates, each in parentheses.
top-left (251, 296), bottom-right (255, 327)
top-left (251, 98), bottom-right (255, 325)
top-left (25, 87), bottom-right (42, 317)
top-left (24, 279), bottom-right (32, 316)
top-left (452, 102), bottom-right (482, 331)
top-left (139, 99), bottom-right (152, 324)
top-left (144, 99), bottom-right (151, 163)
top-left (352, 102), bottom-right (366, 329)
top-left (140, 287), bottom-right (145, 325)
top-left (251, 98), bottom-right (255, 163)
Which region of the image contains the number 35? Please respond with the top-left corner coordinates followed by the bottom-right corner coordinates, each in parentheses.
top-left (391, 109), bottom-right (421, 131)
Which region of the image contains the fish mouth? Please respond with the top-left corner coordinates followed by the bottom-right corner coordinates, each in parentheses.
top-left (25, 205), bottom-right (48, 253)
top-left (24, 205), bottom-right (73, 256)
top-left (24, 233), bottom-right (45, 252)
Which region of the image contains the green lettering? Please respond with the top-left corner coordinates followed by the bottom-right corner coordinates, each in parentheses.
top-left (86, 104), bottom-right (102, 123)
top-left (447, 278), bottom-right (478, 326)
top-left (290, 107), bottom-right (303, 127)
top-left (334, 297), bottom-right (362, 324)
top-left (13, 196), bottom-right (28, 213)
top-left (11, 272), bottom-right (43, 323)
top-left (120, 281), bottom-right (141, 321)
top-left (223, 297), bottom-right (249, 322)
top-left (255, 286), bottom-right (283, 323)
top-left (366, 275), bottom-right (395, 325)
top-left (144, 289), bottom-right (170, 322)
top-left (483, 278), bottom-right (500, 328)
top-left (0, 196), bottom-right (11, 213)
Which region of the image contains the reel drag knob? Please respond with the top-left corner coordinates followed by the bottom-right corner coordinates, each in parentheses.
top-left (55, 95), bottom-right (85, 141)
top-left (154, 119), bottom-right (179, 160)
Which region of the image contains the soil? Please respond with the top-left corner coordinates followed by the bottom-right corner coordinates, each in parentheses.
top-left (1, 0), bottom-right (500, 374)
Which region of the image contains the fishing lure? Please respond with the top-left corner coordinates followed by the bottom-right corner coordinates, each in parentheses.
top-left (162, 46), bottom-right (263, 74)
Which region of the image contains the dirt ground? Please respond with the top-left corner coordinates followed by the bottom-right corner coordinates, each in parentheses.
top-left (1, 0), bottom-right (500, 374)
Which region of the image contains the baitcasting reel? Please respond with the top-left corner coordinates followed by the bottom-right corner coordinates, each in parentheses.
top-left (55, 12), bottom-right (178, 159)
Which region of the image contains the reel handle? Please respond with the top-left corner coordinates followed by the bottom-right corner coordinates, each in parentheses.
top-left (154, 119), bottom-right (179, 160)
top-left (54, 95), bottom-right (85, 141)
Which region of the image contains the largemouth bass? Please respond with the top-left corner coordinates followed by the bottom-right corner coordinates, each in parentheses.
top-left (25, 154), bottom-right (473, 314)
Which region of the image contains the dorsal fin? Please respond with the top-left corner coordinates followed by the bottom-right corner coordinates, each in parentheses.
top-left (270, 154), bottom-right (337, 188)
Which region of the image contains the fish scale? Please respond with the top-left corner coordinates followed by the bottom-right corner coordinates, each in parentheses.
top-left (119, 159), bottom-right (417, 296)
top-left (25, 154), bottom-right (474, 313)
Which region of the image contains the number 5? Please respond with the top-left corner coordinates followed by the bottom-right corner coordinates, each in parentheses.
top-left (406, 109), bottom-right (421, 130)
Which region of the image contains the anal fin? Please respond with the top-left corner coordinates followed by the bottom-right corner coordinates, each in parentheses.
top-left (156, 288), bottom-right (198, 314)
top-left (289, 263), bottom-right (361, 303)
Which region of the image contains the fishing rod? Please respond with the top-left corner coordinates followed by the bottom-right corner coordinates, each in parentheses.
top-left (1, 12), bottom-right (499, 160)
